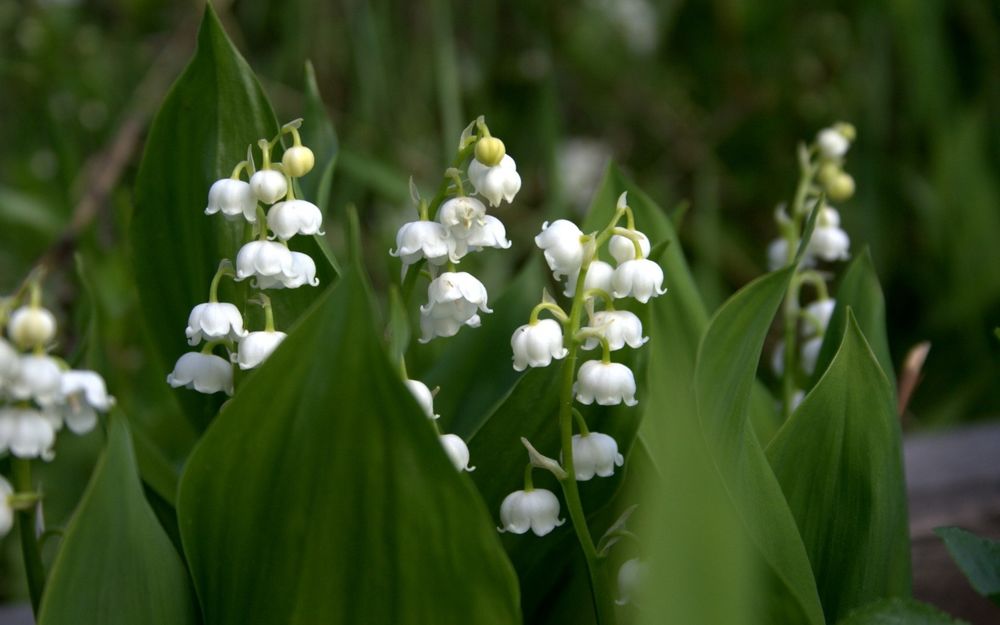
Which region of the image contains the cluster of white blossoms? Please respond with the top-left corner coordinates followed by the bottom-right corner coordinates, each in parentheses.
top-left (0, 289), bottom-right (114, 470)
top-left (772, 297), bottom-right (837, 382)
top-left (391, 117), bottom-right (521, 473)
top-left (498, 192), bottom-right (665, 537)
top-left (167, 120), bottom-right (322, 396)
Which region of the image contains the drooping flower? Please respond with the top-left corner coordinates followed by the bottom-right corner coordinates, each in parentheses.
top-left (615, 558), bottom-right (646, 606)
top-left (249, 169), bottom-right (288, 205)
top-left (535, 220), bottom-right (585, 280)
top-left (497, 488), bottom-right (565, 536)
top-left (235, 241), bottom-right (294, 283)
top-left (809, 226), bottom-right (851, 262)
top-left (800, 336), bottom-right (823, 376)
top-left (419, 272), bottom-right (492, 342)
top-left (465, 215), bottom-right (512, 253)
top-left (574, 360), bottom-right (637, 406)
top-left (804, 299), bottom-right (836, 336)
top-left (205, 178), bottom-right (257, 222)
top-left (233, 331), bottom-right (287, 370)
top-left (7, 355), bottom-right (63, 407)
top-left (817, 127), bottom-right (850, 160)
top-left (611, 259), bottom-right (666, 303)
top-left (255, 252), bottom-right (320, 289)
top-left (167, 352), bottom-right (233, 396)
top-left (609, 230), bottom-right (651, 263)
top-left (390, 221), bottom-right (453, 269)
top-left (404, 379), bottom-right (439, 419)
top-left (58, 370), bottom-right (114, 434)
top-left (0, 338), bottom-right (19, 389)
top-left (511, 319), bottom-right (568, 371)
top-left (564, 260), bottom-right (615, 298)
top-left (185, 302), bottom-right (248, 345)
top-left (581, 310), bottom-right (648, 351)
top-left (266, 199), bottom-right (325, 241)
top-left (438, 196), bottom-right (487, 243)
top-left (440, 434), bottom-right (474, 472)
top-left (566, 432), bottom-right (624, 480)
top-left (7, 306), bottom-right (56, 350)
top-left (468, 154), bottom-right (521, 208)
top-left (0, 407), bottom-right (58, 460)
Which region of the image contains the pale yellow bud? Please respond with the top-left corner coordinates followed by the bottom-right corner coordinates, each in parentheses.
top-left (817, 162), bottom-right (840, 187)
top-left (282, 146), bottom-right (315, 178)
top-left (474, 136), bottom-right (506, 167)
top-left (834, 122), bottom-right (857, 142)
top-left (8, 306), bottom-right (56, 349)
top-left (826, 172), bottom-right (856, 202)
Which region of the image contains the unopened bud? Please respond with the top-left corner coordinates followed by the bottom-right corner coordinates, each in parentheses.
top-left (8, 306), bottom-right (56, 349)
top-left (826, 172), bottom-right (855, 202)
top-left (834, 122), bottom-right (857, 142)
top-left (282, 145), bottom-right (315, 177)
top-left (817, 162), bottom-right (840, 187)
top-left (474, 136), bottom-right (506, 167)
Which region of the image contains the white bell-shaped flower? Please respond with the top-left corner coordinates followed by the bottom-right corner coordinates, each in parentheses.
top-left (817, 127), bottom-right (850, 159)
top-left (0, 338), bottom-right (19, 389)
top-left (809, 226), bottom-right (850, 262)
top-left (616, 558), bottom-right (646, 606)
top-left (235, 240), bottom-right (294, 283)
top-left (535, 220), bottom-right (585, 280)
top-left (567, 432), bottom-right (624, 480)
top-left (498, 488), bottom-right (565, 536)
top-left (391, 221), bottom-right (452, 268)
top-left (8, 306), bottom-right (56, 349)
top-left (611, 259), bottom-right (667, 303)
top-left (255, 252), bottom-right (320, 289)
top-left (581, 310), bottom-right (648, 351)
top-left (59, 370), bottom-right (115, 434)
top-left (0, 407), bottom-right (58, 460)
top-left (564, 260), bottom-right (615, 298)
top-left (609, 230), bottom-right (651, 263)
top-left (465, 215), bottom-right (512, 252)
top-left (205, 178), bottom-right (257, 222)
top-left (767, 238), bottom-right (789, 271)
top-left (511, 319), bottom-right (568, 371)
top-left (233, 330), bottom-right (287, 370)
top-left (439, 434), bottom-right (474, 472)
top-left (468, 154), bottom-right (521, 207)
top-left (186, 302), bottom-right (248, 345)
top-left (266, 199), bottom-right (325, 241)
top-left (0, 476), bottom-right (12, 537)
top-left (804, 299), bottom-right (836, 336)
top-left (574, 360), bottom-right (637, 406)
top-left (167, 352), bottom-right (233, 396)
top-left (404, 379), bottom-right (439, 419)
top-left (249, 169), bottom-right (287, 205)
top-left (800, 336), bottom-right (823, 376)
top-left (438, 196), bottom-right (487, 242)
top-left (419, 272), bottom-right (492, 342)
top-left (771, 340), bottom-right (786, 377)
top-left (8, 355), bottom-right (63, 407)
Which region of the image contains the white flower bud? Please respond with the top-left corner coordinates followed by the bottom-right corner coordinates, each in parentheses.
top-left (167, 352), bottom-right (233, 396)
top-left (281, 145), bottom-right (315, 177)
top-left (564, 260), bottom-right (614, 298)
top-left (581, 310), bottom-right (648, 351)
top-left (440, 433), bottom-right (474, 472)
top-left (609, 231), bottom-right (651, 263)
top-left (800, 336), bottom-right (823, 376)
top-left (817, 127), bottom-right (850, 160)
top-left (511, 319), bottom-right (568, 371)
top-left (804, 299), bottom-right (836, 336)
top-left (615, 558), bottom-right (646, 606)
top-left (235, 241), bottom-right (294, 283)
top-left (0, 407), bottom-right (58, 460)
top-left (566, 432), bottom-right (624, 480)
top-left (611, 259), bottom-right (667, 303)
top-left (266, 199), bottom-right (324, 241)
top-left (8, 355), bottom-right (63, 407)
top-left (808, 227), bottom-right (850, 262)
top-left (249, 169), bottom-right (288, 205)
top-left (465, 215), bottom-right (512, 252)
top-left (498, 488), bottom-right (565, 536)
top-left (186, 302), bottom-right (248, 345)
top-left (391, 221), bottom-right (452, 267)
top-left (0, 477), bottom-right (12, 537)
top-left (826, 172), bottom-right (855, 202)
top-left (468, 154), bottom-right (521, 208)
top-left (233, 331), bottom-right (287, 370)
top-left (574, 360), bottom-right (637, 406)
top-left (7, 306), bottom-right (57, 349)
top-left (404, 379), bottom-right (439, 419)
top-left (59, 370), bottom-right (115, 434)
top-left (535, 220), bottom-right (585, 280)
top-left (205, 178), bottom-right (257, 222)
top-left (419, 272), bottom-right (492, 343)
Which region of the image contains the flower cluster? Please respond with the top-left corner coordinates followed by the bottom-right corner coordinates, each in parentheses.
top-left (167, 120), bottom-right (323, 396)
top-left (498, 192), bottom-right (664, 537)
top-left (0, 287), bottom-right (114, 467)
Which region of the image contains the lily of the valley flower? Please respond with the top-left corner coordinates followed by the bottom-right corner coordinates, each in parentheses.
top-left (186, 302), bottom-right (248, 345)
top-left (58, 370), bottom-right (114, 434)
top-left (497, 488), bottom-right (565, 536)
top-left (0, 338), bottom-right (19, 387)
top-left (464, 215), bottom-right (512, 254)
top-left (574, 360), bottom-right (637, 406)
top-left (616, 558), bottom-right (646, 606)
top-left (511, 319), bottom-right (568, 371)
top-left (535, 220), bottom-right (585, 280)
top-left (609, 230), bottom-right (651, 263)
top-left (439, 434), bottom-right (474, 472)
top-left (404, 379), bottom-right (439, 419)
top-left (205, 178), bottom-right (257, 222)
top-left (235, 241), bottom-right (294, 283)
top-left (0, 477), bottom-right (12, 537)
top-left (249, 169), bottom-right (287, 205)
top-left (567, 432), bottom-right (624, 480)
top-left (419, 272), bottom-right (492, 343)
top-left (167, 352), bottom-right (233, 396)
top-left (391, 221), bottom-right (453, 268)
top-left (808, 207), bottom-right (850, 262)
top-left (611, 258), bottom-right (666, 303)
top-left (817, 126), bottom-right (851, 160)
top-left (438, 196), bottom-right (487, 242)
top-left (233, 331), bottom-right (287, 370)
top-left (0, 407), bottom-right (58, 460)
top-left (564, 260), bottom-right (614, 298)
top-left (267, 199), bottom-right (325, 241)
top-left (468, 154), bottom-right (521, 208)
top-left (8, 355), bottom-right (63, 407)
top-left (7, 306), bottom-right (56, 350)
top-left (282, 145), bottom-right (315, 177)
top-left (581, 310), bottom-right (648, 351)
top-left (800, 336), bottom-right (823, 376)
top-left (255, 252), bottom-right (320, 289)
top-left (804, 298), bottom-right (836, 336)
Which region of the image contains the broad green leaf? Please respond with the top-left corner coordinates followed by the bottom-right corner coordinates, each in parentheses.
top-left (812, 248), bottom-right (895, 389)
top-left (934, 526), bottom-right (1000, 605)
top-left (131, 5), bottom-right (335, 429)
top-left (837, 598), bottom-right (968, 625)
top-left (767, 313), bottom-right (911, 622)
top-left (177, 268), bottom-right (520, 624)
top-left (299, 60), bottom-right (339, 215)
top-left (694, 268), bottom-right (825, 624)
top-left (37, 415), bottom-right (197, 625)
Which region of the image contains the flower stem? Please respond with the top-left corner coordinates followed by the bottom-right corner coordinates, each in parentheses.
top-left (12, 459), bottom-right (45, 615)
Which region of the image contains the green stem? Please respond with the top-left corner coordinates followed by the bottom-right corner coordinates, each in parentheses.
top-left (529, 301), bottom-right (569, 325)
top-left (256, 205), bottom-right (269, 241)
top-left (523, 463), bottom-right (534, 490)
top-left (209, 261), bottom-right (234, 303)
top-left (572, 408), bottom-right (591, 436)
top-left (12, 459), bottom-right (45, 615)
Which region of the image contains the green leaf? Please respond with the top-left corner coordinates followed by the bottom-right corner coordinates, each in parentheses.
top-left (37, 415), bottom-right (197, 625)
top-left (935, 526), bottom-right (1000, 605)
top-left (767, 312), bottom-right (911, 622)
top-left (131, 5), bottom-right (335, 429)
top-left (837, 598), bottom-right (968, 625)
top-left (298, 60), bottom-right (339, 215)
top-left (177, 268), bottom-right (520, 624)
top-left (693, 268), bottom-right (825, 624)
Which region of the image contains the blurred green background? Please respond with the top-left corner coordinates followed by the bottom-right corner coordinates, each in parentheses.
top-left (0, 0), bottom-right (998, 601)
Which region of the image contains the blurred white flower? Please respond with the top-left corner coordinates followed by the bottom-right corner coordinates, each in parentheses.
top-left (167, 352), bottom-right (233, 396)
top-left (0, 407), bottom-right (58, 460)
top-left (498, 488), bottom-right (565, 536)
top-left (7, 355), bottom-right (63, 407)
top-left (581, 310), bottom-right (647, 351)
top-left (266, 199), bottom-right (324, 241)
top-left (511, 319), bottom-right (568, 371)
top-left (419, 272), bottom-right (492, 342)
top-left (0, 476), bottom-right (12, 538)
top-left (535, 220), bottom-right (585, 280)
top-left (800, 336), bottom-right (823, 376)
top-left (233, 331), bottom-right (287, 370)
top-left (574, 360), bottom-right (637, 406)
top-left (391, 221), bottom-right (452, 268)
top-left (809, 226), bottom-right (850, 262)
top-left (557, 138), bottom-right (611, 213)
top-left (767, 238), bottom-right (790, 271)
top-left (609, 230), bottom-right (650, 264)
top-left (615, 558), bottom-right (647, 606)
top-left (440, 434), bottom-right (474, 472)
top-left (817, 127), bottom-right (850, 160)
top-left (7, 306), bottom-right (56, 349)
top-left (611, 259), bottom-right (666, 303)
top-left (0, 338), bottom-right (19, 389)
top-left (59, 370), bottom-right (114, 434)
top-left (566, 432), bottom-right (624, 480)
top-left (771, 340), bottom-right (786, 377)
top-left (404, 379), bottom-right (439, 419)
top-left (564, 260), bottom-right (615, 298)
top-left (804, 299), bottom-right (836, 336)
top-left (468, 154), bottom-right (521, 208)
top-left (249, 169), bottom-right (287, 205)
top-left (185, 302), bottom-right (248, 345)
top-left (205, 178), bottom-right (257, 222)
